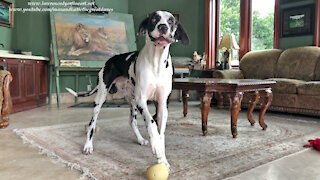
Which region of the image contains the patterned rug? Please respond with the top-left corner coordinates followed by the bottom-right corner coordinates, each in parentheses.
top-left (14, 107), bottom-right (320, 180)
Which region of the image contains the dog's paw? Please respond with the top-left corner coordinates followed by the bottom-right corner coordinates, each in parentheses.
top-left (158, 158), bottom-right (171, 172)
top-left (138, 138), bottom-right (149, 146)
top-left (83, 142), bottom-right (93, 155)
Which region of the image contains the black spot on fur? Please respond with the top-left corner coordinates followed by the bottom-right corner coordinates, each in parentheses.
top-left (167, 92), bottom-right (172, 108)
top-left (151, 119), bottom-right (155, 123)
top-left (103, 51), bottom-right (139, 90)
top-left (134, 115), bottom-right (137, 119)
top-left (137, 106), bottom-right (143, 114)
top-left (131, 77), bottom-right (135, 86)
top-left (166, 60), bottom-right (169, 68)
top-left (109, 83), bottom-right (117, 94)
top-left (89, 129), bottom-right (94, 139)
top-left (89, 118), bottom-right (94, 126)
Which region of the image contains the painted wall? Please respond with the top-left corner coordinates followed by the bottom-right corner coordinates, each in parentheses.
top-left (128, 0), bottom-right (205, 58)
top-left (0, 0), bottom-right (15, 50)
top-left (279, 0), bottom-right (315, 49)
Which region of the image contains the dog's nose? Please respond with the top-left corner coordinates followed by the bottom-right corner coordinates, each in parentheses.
top-left (158, 24), bottom-right (168, 34)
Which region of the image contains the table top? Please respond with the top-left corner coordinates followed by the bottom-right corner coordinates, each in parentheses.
top-left (173, 78), bottom-right (276, 92)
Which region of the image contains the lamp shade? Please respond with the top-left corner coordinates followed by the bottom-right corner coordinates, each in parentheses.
top-left (218, 34), bottom-right (240, 50)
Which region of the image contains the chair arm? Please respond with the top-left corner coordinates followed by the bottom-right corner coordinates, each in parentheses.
top-left (213, 70), bottom-right (244, 79)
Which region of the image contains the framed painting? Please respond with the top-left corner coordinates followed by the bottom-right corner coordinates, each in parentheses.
top-left (281, 5), bottom-right (314, 37)
top-left (50, 12), bottom-right (137, 67)
top-left (0, 0), bottom-right (14, 28)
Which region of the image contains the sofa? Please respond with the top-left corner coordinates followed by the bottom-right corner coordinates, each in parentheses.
top-left (213, 46), bottom-right (320, 116)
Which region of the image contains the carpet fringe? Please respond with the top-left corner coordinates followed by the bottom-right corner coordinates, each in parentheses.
top-left (13, 129), bottom-right (98, 180)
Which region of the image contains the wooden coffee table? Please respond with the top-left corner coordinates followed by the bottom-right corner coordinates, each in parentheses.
top-left (172, 78), bottom-right (276, 138)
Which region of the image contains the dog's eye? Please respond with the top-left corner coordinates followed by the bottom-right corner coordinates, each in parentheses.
top-left (151, 18), bottom-right (157, 24)
top-left (168, 18), bottom-right (174, 24)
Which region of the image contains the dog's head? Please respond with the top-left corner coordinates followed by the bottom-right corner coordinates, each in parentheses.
top-left (138, 11), bottom-right (189, 46)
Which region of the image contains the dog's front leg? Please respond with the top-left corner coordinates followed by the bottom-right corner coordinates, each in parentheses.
top-left (136, 99), bottom-right (163, 159)
top-left (156, 100), bottom-right (170, 169)
top-left (129, 103), bottom-right (149, 146)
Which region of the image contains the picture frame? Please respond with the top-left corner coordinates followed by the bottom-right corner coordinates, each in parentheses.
top-left (0, 0), bottom-right (14, 28)
top-left (50, 12), bottom-right (137, 67)
top-left (281, 5), bottom-right (313, 37)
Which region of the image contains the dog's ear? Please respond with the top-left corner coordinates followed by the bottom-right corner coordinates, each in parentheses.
top-left (138, 17), bottom-right (149, 35)
top-left (174, 23), bottom-right (189, 45)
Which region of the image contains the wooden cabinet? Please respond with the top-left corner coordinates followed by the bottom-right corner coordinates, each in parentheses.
top-left (0, 57), bottom-right (48, 112)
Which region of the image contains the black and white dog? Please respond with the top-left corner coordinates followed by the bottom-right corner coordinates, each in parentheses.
top-left (66, 11), bottom-right (189, 168)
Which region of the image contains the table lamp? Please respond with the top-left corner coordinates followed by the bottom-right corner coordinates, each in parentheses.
top-left (218, 34), bottom-right (239, 69)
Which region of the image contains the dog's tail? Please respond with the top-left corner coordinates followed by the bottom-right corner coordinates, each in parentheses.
top-left (65, 86), bottom-right (98, 97)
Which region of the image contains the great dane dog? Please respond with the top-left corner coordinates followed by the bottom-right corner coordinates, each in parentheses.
top-left (66, 11), bottom-right (189, 169)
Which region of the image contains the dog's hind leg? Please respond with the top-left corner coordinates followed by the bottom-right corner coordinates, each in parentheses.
top-left (83, 86), bottom-right (107, 155)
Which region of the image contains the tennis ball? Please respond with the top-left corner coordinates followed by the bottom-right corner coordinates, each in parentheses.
top-left (146, 163), bottom-right (169, 180)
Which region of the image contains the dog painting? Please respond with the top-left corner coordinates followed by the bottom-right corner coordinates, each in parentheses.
top-left (54, 13), bottom-right (129, 61)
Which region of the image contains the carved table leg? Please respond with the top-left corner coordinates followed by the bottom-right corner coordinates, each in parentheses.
top-left (258, 88), bottom-right (273, 130)
top-left (229, 92), bottom-right (243, 138)
top-left (217, 92), bottom-right (224, 109)
top-left (182, 90), bottom-right (189, 117)
top-left (0, 74), bottom-right (13, 129)
top-left (199, 91), bottom-right (213, 136)
top-left (247, 91), bottom-right (259, 126)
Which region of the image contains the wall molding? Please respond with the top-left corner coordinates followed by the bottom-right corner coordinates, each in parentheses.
top-left (315, 0), bottom-right (320, 47)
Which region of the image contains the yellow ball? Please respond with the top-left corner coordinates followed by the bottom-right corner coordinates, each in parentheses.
top-left (146, 163), bottom-right (169, 180)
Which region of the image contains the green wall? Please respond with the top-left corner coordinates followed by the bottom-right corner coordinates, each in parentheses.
top-left (0, 0), bottom-right (15, 50)
top-left (279, 0), bottom-right (315, 49)
top-left (128, 0), bottom-right (205, 57)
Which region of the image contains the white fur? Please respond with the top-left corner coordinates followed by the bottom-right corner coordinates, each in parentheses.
top-left (65, 88), bottom-right (78, 97)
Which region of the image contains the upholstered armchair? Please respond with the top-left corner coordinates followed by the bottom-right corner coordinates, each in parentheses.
top-left (0, 70), bottom-right (12, 128)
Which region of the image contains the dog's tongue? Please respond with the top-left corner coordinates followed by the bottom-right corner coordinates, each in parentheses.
top-left (156, 37), bottom-right (168, 45)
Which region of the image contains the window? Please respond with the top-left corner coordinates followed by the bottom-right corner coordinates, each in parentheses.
top-left (251, 0), bottom-right (275, 50)
top-left (219, 0), bottom-right (240, 64)
top-left (204, 0), bottom-right (280, 69)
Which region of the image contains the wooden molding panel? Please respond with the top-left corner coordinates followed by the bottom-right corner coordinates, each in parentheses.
top-left (315, 0), bottom-right (320, 47)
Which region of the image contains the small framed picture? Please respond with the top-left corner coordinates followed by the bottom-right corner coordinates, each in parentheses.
top-left (281, 5), bottom-right (313, 37)
top-left (0, 0), bottom-right (14, 28)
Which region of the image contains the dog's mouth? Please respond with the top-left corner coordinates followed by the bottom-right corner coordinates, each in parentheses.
top-left (151, 35), bottom-right (174, 46)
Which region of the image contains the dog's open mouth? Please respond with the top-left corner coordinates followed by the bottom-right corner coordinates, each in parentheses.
top-left (154, 36), bottom-right (171, 46)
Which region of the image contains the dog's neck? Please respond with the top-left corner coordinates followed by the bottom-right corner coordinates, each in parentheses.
top-left (142, 36), bottom-right (171, 75)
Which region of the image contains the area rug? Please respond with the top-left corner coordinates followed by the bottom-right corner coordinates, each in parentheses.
top-left (70, 101), bottom-right (129, 108)
top-left (14, 107), bottom-right (320, 180)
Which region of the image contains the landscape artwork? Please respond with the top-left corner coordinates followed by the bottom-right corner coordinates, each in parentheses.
top-left (54, 13), bottom-right (129, 61)
top-left (0, 0), bottom-right (14, 27)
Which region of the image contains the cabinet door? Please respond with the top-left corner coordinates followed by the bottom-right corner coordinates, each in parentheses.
top-left (7, 58), bottom-right (24, 103)
top-left (36, 60), bottom-right (48, 98)
top-left (23, 60), bottom-right (37, 101)
top-left (0, 58), bottom-right (8, 69)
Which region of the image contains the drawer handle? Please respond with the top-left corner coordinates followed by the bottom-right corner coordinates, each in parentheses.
top-left (2, 59), bottom-right (6, 62)
top-left (37, 61), bottom-right (39, 64)
top-left (20, 60), bottom-right (23, 63)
